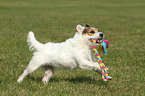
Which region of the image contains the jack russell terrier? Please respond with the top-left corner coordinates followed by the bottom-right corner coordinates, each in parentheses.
top-left (17, 24), bottom-right (112, 84)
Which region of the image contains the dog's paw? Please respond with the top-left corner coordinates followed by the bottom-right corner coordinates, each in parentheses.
top-left (17, 78), bottom-right (23, 83)
top-left (42, 78), bottom-right (49, 84)
top-left (106, 67), bottom-right (108, 70)
top-left (108, 76), bottom-right (112, 80)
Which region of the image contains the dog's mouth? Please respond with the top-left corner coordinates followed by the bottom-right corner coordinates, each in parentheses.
top-left (95, 39), bottom-right (103, 44)
top-left (89, 38), bottom-right (103, 44)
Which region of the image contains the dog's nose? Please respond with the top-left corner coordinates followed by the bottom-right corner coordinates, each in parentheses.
top-left (99, 33), bottom-right (103, 37)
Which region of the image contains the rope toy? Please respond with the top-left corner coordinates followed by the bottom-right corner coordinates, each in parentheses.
top-left (91, 39), bottom-right (108, 81)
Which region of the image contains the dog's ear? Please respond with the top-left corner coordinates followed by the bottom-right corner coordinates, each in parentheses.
top-left (86, 24), bottom-right (91, 27)
top-left (76, 25), bottom-right (84, 33)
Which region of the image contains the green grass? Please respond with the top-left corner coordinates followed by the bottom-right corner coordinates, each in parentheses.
top-left (0, 0), bottom-right (145, 95)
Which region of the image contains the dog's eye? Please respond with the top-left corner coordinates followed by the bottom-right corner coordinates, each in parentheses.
top-left (89, 31), bottom-right (95, 34)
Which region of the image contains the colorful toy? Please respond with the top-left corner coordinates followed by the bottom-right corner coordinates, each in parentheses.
top-left (98, 40), bottom-right (109, 55)
top-left (91, 39), bottom-right (109, 81)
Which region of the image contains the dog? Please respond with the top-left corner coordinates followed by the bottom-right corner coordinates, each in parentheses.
top-left (17, 24), bottom-right (112, 83)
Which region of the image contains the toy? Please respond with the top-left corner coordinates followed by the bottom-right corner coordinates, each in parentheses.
top-left (98, 40), bottom-right (110, 55)
top-left (91, 39), bottom-right (109, 81)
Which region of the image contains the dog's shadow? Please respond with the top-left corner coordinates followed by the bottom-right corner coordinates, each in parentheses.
top-left (63, 76), bottom-right (108, 85)
top-left (63, 76), bottom-right (97, 84)
top-left (27, 75), bottom-right (107, 85)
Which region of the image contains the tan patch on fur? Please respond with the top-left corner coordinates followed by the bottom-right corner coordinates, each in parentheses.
top-left (94, 28), bottom-right (98, 32)
top-left (86, 24), bottom-right (91, 27)
top-left (82, 27), bottom-right (98, 36)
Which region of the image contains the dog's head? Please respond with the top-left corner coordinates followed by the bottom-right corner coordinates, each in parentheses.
top-left (76, 24), bottom-right (104, 44)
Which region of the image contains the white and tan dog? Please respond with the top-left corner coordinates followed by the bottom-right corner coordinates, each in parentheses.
top-left (17, 24), bottom-right (112, 83)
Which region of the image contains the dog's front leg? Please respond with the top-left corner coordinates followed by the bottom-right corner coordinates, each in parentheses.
top-left (91, 50), bottom-right (109, 70)
top-left (78, 59), bottom-right (102, 75)
top-left (79, 59), bottom-right (112, 79)
top-left (91, 49), bottom-right (97, 62)
top-left (88, 49), bottom-right (96, 62)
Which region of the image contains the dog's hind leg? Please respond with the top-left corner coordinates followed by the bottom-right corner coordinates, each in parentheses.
top-left (42, 65), bottom-right (55, 84)
top-left (17, 63), bottom-right (41, 83)
top-left (17, 55), bottom-right (47, 83)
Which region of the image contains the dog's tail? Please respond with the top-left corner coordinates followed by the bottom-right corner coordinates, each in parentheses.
top-left (27, 31), bottom-right (43, 51)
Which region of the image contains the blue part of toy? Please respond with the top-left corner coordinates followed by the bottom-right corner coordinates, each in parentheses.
top-left (98, 58), bottom-right (102, 61)
top-left (102, 41), bottom-right (107, 55)
top-left (95, 51), bottom-right (98, 54)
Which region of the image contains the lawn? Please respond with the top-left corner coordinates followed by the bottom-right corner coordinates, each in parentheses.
top-left (0, 0), bottom-right (145, 95)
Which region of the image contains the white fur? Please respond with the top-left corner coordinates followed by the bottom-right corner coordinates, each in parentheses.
top-left (17, 25), bottom-right (112, 83)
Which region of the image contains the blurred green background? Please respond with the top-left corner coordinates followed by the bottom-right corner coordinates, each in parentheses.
top-left (0, 0), bottom-right (145, 95)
